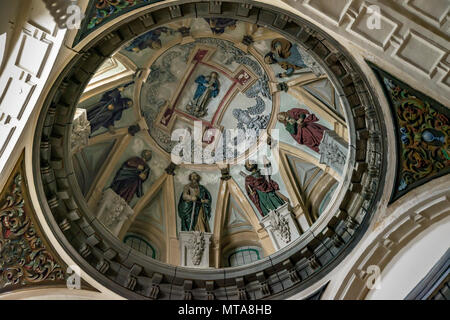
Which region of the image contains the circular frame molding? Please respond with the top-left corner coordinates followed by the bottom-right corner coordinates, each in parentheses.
top-left (33, 0), bottom-right (386, 300)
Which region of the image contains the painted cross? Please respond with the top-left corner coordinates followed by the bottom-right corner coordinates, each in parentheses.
top-left (155, 45), bottom-right (257, 145)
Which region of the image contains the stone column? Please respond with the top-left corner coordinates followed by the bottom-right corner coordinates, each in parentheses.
top-left (179, 231), bottom-right (213, 268)
top-left (260, 203), bottom-right (301, 250)
top-left (97, 188), bottom-right (134, 237)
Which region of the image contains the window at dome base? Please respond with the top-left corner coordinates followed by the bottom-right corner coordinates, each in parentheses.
top-left (70, 17), bottom-right (350, 269)
top-left (225, 246), bottom-right (263, 267)
top-left (124, 234), bottom-right (158, 259)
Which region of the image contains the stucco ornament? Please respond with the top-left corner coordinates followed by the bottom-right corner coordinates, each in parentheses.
top-left (189, 231), bottom-right (206, 266)
top-left (268, 210), bottom-right (291, 244)
top-left (319, 130), bottom-right (348, 174)
top-left (71, 108), bottom-right (91, 153)
top-left (103, 192), bottom-right (131, 228)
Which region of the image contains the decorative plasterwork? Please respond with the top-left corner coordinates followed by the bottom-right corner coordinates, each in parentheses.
top-left (282, 0), bottom-right (450, 103)
top-left (0, 0), bottom-right (66, 183)
top-left (319, 130), bottom-right (348, 175)
top-left (303, 0), bottom-right (353, 26)
top-left (33, 1), bottom-right (386, 300)
top-left (334, 177), bottom-right (450, 300)
top-left (370, 63), bottom-right (449, 202)
top-left (0, 154), bottom-right (66, 294)
top-left (403, 0), bottom-right (449, 29)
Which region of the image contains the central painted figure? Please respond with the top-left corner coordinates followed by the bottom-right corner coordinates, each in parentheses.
top-left (178, 172), bottom-right (212, 232)
top-left (186, 71), bottom-right (220, 118)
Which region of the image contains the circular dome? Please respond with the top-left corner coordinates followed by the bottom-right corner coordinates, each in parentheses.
top-left (33, 1), bottom-right (386, 299)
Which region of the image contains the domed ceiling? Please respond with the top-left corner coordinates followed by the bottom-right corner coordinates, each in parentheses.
top-left (71, 17), bottom-right (349, 268)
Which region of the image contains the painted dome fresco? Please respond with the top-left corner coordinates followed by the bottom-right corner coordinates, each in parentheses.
top-left (71, 17), bottom-right (349, 268)
top-left (6, 0), bottom-right (450, 302)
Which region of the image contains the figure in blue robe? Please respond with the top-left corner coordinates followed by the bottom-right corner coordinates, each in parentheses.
top-left (125, 27), bottom-right (171, 52)
top-left (86, 86), bottom-right (133, 135)
top-left (264, 38), bottom-right (308, 78)
top-left (110, 150), bottom-right (152, 204)
top-left (187, 72), bottom-right (220, 118)
top-left (204, 18), bottom-right (237, 34)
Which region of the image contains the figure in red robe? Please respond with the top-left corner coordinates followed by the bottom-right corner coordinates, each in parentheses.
top-left (277, 108), bottom-right (328, 152)
top-left (243, 161), bottom-right (287, 217)
top-left (110, 150), bottom-right (152, 203)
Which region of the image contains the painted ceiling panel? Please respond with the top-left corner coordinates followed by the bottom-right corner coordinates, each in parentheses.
top-left (287, 155), bottom-right (318, 190)
top-left (230, 160), bottom-right (291, 221)
top-left (276, 91), bottom-right (333, 159)
top-left (318, 182), bottom-right (338, 216)
top-left (73, 139), bottom-right (116, 195)
top-left (88, 57), bottom-right (129, 85)
top-left (140, 36), bottom-right (272, 161)
top-left (77, 83), bottom-right (137, 137)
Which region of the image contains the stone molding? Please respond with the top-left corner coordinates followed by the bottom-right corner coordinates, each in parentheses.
top-left (333, 175), bottom-right (450, 299)
top-left (0, 0), bottom-right (67, 185)
top-left (282, 0), bottom-right (450, 106)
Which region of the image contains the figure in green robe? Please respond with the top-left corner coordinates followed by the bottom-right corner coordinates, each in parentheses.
top-left (178, 172), bottom-right (212, 232)
top-left (277, 108), bottom-right (327, 153)
top-left (244, 160), bottom-right (287, 217)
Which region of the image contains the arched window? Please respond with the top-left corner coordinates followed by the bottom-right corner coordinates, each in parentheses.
top-left (124, 234), bottom-right (157, 259)
top-left (225, 246), bottom-right (262, 267)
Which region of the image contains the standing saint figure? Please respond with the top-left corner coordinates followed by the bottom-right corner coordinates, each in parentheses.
top-left (243, 161), bottom-right (287, 217)
top-left (87, 85), bottom-right (133, 135)
top-left (264, 38), bottom-right (307, 78)
top-left (110, 150), bottom-right (153, 203)
top-left (125, 27), bottom-right (171, 52)
top-left (178, 172), bottom-right (212, 232)
top-left (204, 18), bottom-right (237, 34)
top-left (187, 71), bottom-right (220, 118)
top-left (277, 108), bottom-right (328, 153)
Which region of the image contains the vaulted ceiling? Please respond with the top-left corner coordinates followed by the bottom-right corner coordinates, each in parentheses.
top-left (71, 17), bottom-right (347, 268)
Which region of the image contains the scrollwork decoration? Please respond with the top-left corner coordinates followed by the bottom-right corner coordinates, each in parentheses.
top-left (0, 174), bottom-right (64, 289)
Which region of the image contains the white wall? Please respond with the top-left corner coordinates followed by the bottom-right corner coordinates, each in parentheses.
top-left (367, 216), bottom-right (450, 300)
